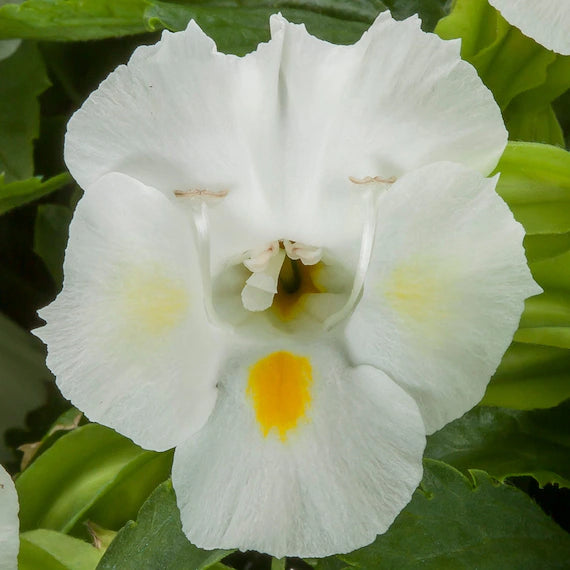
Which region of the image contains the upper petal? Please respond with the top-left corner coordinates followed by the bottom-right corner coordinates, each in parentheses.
top-left (345, 161), bottom-right (541, 434)
top-left (172, 338), bottom-right (425, 558)
top-left (0, 465), bottom-right (18, 570)
top-left (35, 173), bottom-right (221, 451)
top-left (489, 0), bottom-right (570, 55)
top-left (64, 13), bottom-right (506, 264)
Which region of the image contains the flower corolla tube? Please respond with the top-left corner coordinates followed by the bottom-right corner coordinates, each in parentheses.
top-left (36, 12), bottom-right (541, 558)
top-left (488, 0), bottom-right (570, 55)
top-left (0, 465), bottom-right (19, 570)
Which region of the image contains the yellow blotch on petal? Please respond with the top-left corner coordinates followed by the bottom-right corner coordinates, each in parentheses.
top-left (383, 257), bottom-right (449, 324)
top-left (119, 266), bottom-right (189, 336)
top-left (247, 351), bottom-right (313, 441)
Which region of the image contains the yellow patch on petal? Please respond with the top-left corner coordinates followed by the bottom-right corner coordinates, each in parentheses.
top-left (383, 258), bottom-right (449, 324)
top-left (119, 266), bottom-right (189, 336)
top-left (247, 351), bottom-right (312, 441)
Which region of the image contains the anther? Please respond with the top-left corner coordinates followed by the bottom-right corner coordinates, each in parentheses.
top-left (174, 188), bottom-right (229, 205)
top-left (348, 175), bottom-right (397, 185)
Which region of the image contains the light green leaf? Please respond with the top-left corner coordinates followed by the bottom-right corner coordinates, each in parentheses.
top-left (97, 480), bottom-right (232, 570)
top-left (484, 343), bottom-right (570, 410)
top-left (19, 529), bottom-right (102, 570)
top-left (0, 311), bottom-right (51, 462)
top-left (0, 41), bottom-right (50, 180)
top-left (339, 460), bottom-right (570, 569)
top-left (0, 0), bottom-right (150, 41)
top-left (494, 142), bottom-right (570, 235)
top-left (426, 402), bottom-right (570, 488)
top-left (33, 203), bottom-right (72, 287)
top-left (16, 423), bottom-right (173, 534)
top-left (0, 172), bottom-right (72, 216)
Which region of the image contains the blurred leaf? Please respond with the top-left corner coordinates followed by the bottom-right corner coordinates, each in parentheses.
top-left (97, 480), bottom-right (231, 570)
top-left (484, 343), bottom-right (570, 409)
top-left (426, 402), bottom-right (570, 488)
top-left (0, 172), bottom-right (72, 216)
top-left (0, 311), bottom-right (50, 462)
top-left (19, 529), bottom-right (102, 570)
top-left (0, 0), bottom-right (150, 41)
top-left (382, 0), bottom-right (450, 31)
top-left (339, 460), bottom-right (570, 569)
top-left (16, 423), bottom-right (173, 534)
top-left (0, 41), bottom-right (50, 180)
top-left (33, 203), bottom-right (72, 287)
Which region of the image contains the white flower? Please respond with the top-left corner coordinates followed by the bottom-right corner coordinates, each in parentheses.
top-left (0, 465), bottom-right (19, 570)
top-left (488, 0), bottom-right (570, 55)
top-left (36, 13), bottom-right (540, 558)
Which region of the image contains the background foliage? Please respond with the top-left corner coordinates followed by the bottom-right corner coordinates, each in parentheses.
top-left (1, 0), bottom-right (569, 568)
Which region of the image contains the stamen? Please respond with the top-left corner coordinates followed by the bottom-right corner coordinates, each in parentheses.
top-left (348, 175), bottom-right (397, 185)
top-left (324, 185), bottom-right (381, 330)
top-left (174, 188), bottom-right (229, 206)
top-left (243, 241), bottom-right (280, 273)
top-left (283, 241), bottom-right (323, 266)
top-left (241, 248), bottom-right (286, 312)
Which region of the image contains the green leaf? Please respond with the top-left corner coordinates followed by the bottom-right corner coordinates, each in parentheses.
top-left (19, 529), bottom-right (102, 570)
top-left (484, 343), bottom-right (570, 410)
top-left (0, 311), bottom-right (51, 462)
top-left (145, 1), bottom-right (377, 55)
top-left (504, 104), bottom-right (565, 147)
top-left (339, 460), bottom-right (570, 569)
top-left (0, 172), bottom-right (72, 216)
top-left (494, 143), bottom-right (570, 235)
top-left (33, 203), bottom-right (72, 287)
top-left (425, 402), bottom-right (570, 488)
top-left (0, 0), bottom-right (150, 41)
top-left (16, 423), bottom-right (173, 534)
top-left (365, 0), bottom-right (449, 32)
top-left (0, 41), bottom-right (50, 180)
top-left (436, 0), bottom-right (556, 110)
top-left (97, 480), bottom-right (232, 570)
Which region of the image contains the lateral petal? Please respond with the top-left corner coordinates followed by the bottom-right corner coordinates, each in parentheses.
top-left (0, 465), bottom-right (18, 570)
top-left (36, 173), bottom-right (221, 451)
top-left (345, 162), bottom-right (541, 434)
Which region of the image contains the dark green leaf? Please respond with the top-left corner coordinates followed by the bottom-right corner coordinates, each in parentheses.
top-left (383, 0), bottom-right (450, 32)
top-left (33, 203), bottom-right (72, 287)
top-left (426, 402), bottom-right (570, 488)
top-left (19, 529), bottom-right (102, 570)
top-left (340, 460), bottom-right (570, 569)
top-left (97, 480), bottom-right (231, 570)
top-left (0, 172), bottom-right (72, 216)
top-left (0, 41), bottom-right (50, 180)
top-left (16, 423), bottom-right (173, 534)
top-left (0, 311), bottom-right (51, 462)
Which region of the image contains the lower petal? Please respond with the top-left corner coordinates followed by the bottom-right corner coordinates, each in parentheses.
top-left (172, 340), bottom-right (425, 558)
top-left (0, 465), bottom-right (18, 570)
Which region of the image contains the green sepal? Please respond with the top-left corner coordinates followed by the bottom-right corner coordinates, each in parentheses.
top-left (426, 402), bottom-right (570, 488)
top-left (19, 529), bottom-right (102, 570)
top-left (0, 172), bottom-right (72, 216)
top-left (97, 480), bottom-right (232, 570)
top-left (337, 460), bottom-right (570, 569)
top-left (16, 423), bottom-right (173, 535)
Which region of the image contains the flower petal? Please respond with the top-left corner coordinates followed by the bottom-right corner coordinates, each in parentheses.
top-left (345, 161), bottom-right (541, 434)
top-left (172, 340), bottom-right (425, 558)
top-left (35, 173), bottom-right (220, 451)
top-left (489, 0), bottom-right (570, 55)
top-left (0, 465), bottom-right (18, 570)
top-left (259, 12), bottom-right (507, 250)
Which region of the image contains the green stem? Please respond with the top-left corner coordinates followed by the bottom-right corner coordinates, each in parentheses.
top-left (271, 558), bottom-right (286, 570)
